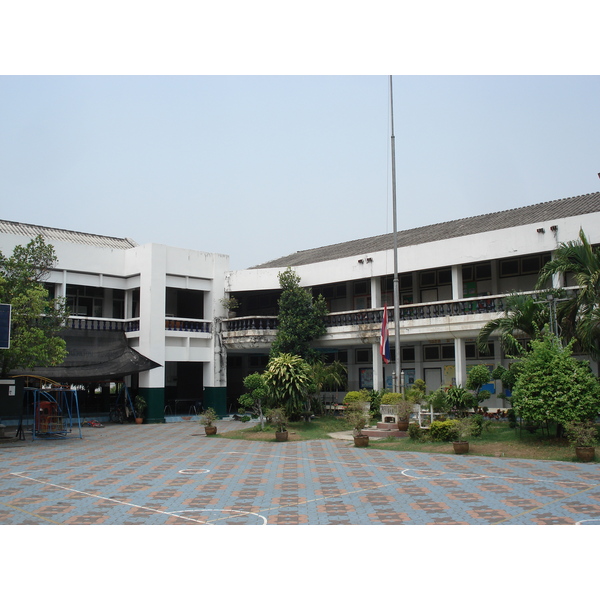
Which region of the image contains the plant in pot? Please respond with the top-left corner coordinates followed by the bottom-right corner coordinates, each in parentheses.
top-left (267, 407), bottom-right (288, 442)
top-left (395, 398), bottom-right (415, 431)
top-left (451, 417), bottom-right (474, 454)
top-left (345, 401), bottom-right (369, 447)
top-left (134, 395), bottom-right (146, 424)
top-left (220, 296), bottom-right (240, 318)
top-left (564, 420), bottom-right (597, 462)
top-left (200, 407), bottom-right (219, 435)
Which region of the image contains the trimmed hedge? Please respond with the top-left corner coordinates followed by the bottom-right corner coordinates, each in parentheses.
top-left (429, 419), bottom-right (459, 442)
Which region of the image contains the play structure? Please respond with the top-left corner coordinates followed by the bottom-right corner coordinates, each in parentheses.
top-left (17, 377), bottom-right (83, 441)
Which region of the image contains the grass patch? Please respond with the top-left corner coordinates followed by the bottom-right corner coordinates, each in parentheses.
top-left (220, 415), bottom-right (352, 442)
top-left (221, 417), bottom-right (592, 462)
top-left (371, 422), bottom-right (577, 462)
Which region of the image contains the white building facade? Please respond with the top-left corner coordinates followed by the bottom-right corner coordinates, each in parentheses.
top-left (223, 192), bottom-right (600, 407)
top-left (0, 222), bottom-right (229, 422)
top-left (2, 191), bottom-right (600, 419)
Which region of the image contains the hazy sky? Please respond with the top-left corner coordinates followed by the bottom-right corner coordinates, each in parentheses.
top-left (1, 75), bottom-right (599, 270)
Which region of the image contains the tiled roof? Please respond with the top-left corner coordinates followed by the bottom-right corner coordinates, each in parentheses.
top-left (0, 220), bottom-right (138, 250)
top-left (251, 192), bottom-right (600, 269)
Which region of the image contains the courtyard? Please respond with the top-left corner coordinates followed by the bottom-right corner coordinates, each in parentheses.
top-left (1, 420), bottom-right (600, 526)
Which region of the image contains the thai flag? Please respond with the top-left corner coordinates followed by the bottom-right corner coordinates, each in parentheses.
top-left (380, 304), bottom-right (390, 364)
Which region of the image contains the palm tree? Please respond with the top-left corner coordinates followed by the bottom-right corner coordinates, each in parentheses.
top-left (536, 228), bottom-right (600, 359)
top-left (477, 292), bottom-right (548, 356)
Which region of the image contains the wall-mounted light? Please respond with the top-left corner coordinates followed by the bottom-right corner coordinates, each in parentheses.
top-left (366, 257), bottom-right (373, 263)
top-left (537, 228), bottom-right (545, 233)
top-left (357, 259), bottom-right (364, 264)
top-left (550, 225), bottom-right (558, 232)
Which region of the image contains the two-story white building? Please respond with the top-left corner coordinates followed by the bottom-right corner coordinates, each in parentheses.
top-left (2, 191), bottom-right (599, 421)
top-left (0, 221), bottom-right (229, 422)
top-left (223, 191), bottom-right (600, 406)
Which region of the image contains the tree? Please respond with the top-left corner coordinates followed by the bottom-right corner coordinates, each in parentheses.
top-left (510, 333), bottom-right (600, 428)
top-left (238, 372), bottom-right (269, 430)
top-left (270, 268), bottom-right (328, 361)
top-left (263, 353), bottom-right (312, 419)
top-left (465, 364), bottom-right (492, 405)
top-left (537, 228), bottom-right (600, 360)
top-left (0, 236), bottom-right (69, 377)
top-left (477, 292), bottom-right (548, 356)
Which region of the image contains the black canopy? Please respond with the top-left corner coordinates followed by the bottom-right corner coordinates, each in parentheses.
top-left (14, 329), bottom-right (161, 383)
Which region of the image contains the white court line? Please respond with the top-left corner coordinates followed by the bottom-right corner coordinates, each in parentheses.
top-left (9, 472), bottom-right (211, 525)
top-left (170, 509), bottom-right (267, 525)
top-left (178, 469), bottom-right (210, 474)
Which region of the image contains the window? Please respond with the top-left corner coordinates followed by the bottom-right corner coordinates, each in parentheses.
top-left (423, 345), bottom-right (440, 360)
top-left (465, 342), bottom-right (495, 359)
top-left (355, 349), bottom-right (370, 363)
top-left (499, 254), bottom-right (551, 278)
top-left (401, 347), bottom-right (415, 362)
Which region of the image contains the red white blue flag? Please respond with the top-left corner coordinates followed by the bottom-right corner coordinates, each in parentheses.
top-left (380, 304), bottom-right (390, 364)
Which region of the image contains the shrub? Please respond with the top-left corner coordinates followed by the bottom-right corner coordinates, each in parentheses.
top-left (470, 414), bottom-right (484, 438)
top-left (429, 419), bottom-right (459, 442)
top-left (564, 421), bottom-right (598, 447)
top-left (408, 422), bottom-right (423, 441)
top-left (507, 408), bottom-right (517, 429)
top-left (511, 334), bottom-right (600, 426)
top-left (380, 392), bottom-right (403, 405)
top-left (366, 389), bottom-right (385, 416)
top-left (343, 390), bottom-right (370, 405)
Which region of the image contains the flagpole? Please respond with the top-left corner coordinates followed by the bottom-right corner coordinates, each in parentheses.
top-left (389, 75), bottom-right (402, 394)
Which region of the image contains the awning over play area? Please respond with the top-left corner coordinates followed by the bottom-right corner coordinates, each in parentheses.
top-left (13, 329), bottom-right (161, 383)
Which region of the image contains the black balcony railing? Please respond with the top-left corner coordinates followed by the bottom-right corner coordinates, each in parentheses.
top-left (165, 319), bottom-right (211, 333)
top-left (223, 294), bottom-right (509, 333)
top-left (67, 317), bottom-right (140, 332)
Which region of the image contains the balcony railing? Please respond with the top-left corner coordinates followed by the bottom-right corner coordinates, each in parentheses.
top-left (225, 316), bottom-right (279, 331)
top-left (165, 318), bottom-right (211, 333)
top-left (67, 316), bottom-right (140, 332)
top-left (326, 295), bottom-right (505, 328)
top-left (223, 294), bottom-right (508, 333)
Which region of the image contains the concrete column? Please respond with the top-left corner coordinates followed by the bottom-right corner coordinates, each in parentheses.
top-left (370, 276), bottom-right (381, 308)
top-left (137, 245), bottom-right (167, 423)
top-left (454, 337), bottom-right (466, 387)
top-left (451, 264), bottom-right (463, 300)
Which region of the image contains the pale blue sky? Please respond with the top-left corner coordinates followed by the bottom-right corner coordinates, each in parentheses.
top-left (1, 75), bottom-right (599, 269)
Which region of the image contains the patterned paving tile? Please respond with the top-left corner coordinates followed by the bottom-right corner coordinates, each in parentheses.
top-left (2, 421), bottom-right (600, 525)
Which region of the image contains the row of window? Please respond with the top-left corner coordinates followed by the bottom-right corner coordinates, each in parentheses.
top-left (356, 342), bottom-right (494, 364)
top-left (235, 342), bottom-right (495, 371)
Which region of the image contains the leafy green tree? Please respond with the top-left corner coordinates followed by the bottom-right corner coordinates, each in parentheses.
top-left (263, 353), bottom-right (312, 419)
top-left (537, 228), bottom-right (600, 359)
top-left (446, 386), bottom-right (476, 416)
top-left (465, 364), bottom-right (492, 405)
top-left (270, 268), bottom-right (328, 361)
top-left (0, 235), bottom-right (68, 377)
top-left (510, 333), bottom-right (600, 428)
top-left (477, 292), bottom-right (548, 356)
top-left (238, 372), bottom-right (269, 430)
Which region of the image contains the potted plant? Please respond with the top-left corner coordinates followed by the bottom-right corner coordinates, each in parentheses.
top-left (200, 407), bottom-right (219, 435)
top-left (564, 420), bottom-right (597, 462)
top-left (345, 401), bottom-right (369, 447)
top-left (395, 398), bottom-right (415, 431)
top-left (134, 395), bottom-right (146, 424)
top-left (220, 296), bottom-right (240, 318)
top-left (267, 407), bottom-right (288, 441)
top-left (452, 417), bottom-right (474, 454)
